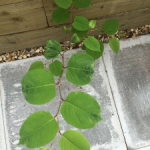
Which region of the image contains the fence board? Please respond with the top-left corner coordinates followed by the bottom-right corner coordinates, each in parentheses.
top-left (0, 8), bottom-right (150, 53)
top-left (0, 0), bottom-right (31, 6)
top-left (42, 0), bottom-right (150, 26)
top-left (0, 0), bottom-right (47, 35)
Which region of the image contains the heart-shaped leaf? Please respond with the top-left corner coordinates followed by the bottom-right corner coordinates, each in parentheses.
top-left (73, 0), bottom-right (92, 8)
top-left (89, 20), bottom-right (96, 28)
top-left (86, 41), bottom-right (104, 60)
top-left (44, 39), bottom-right (61, 60)
top-left (109, 38), bottom-right (120, 53)
top-left (21, 69), bottom-right (56, 105)
top-left (19, 111), bottom-right (58, 148)
top-left (102, 19), bottom-right (119, 35)
top-left (72, 27), bottom-right (88, 40)
top-left (72, 16), bottom-right (90, 31)
top-left (49, 60), bottom-right (63, 76)
top-left (84, 36), bottom-right (100, 51)
top-left (66, 53), bottom-right (94, 85)
top-left (71, 33), bottom-right (81, 43)
top-left (61, 92), bottom-right (102, 129)
top-left (52, 7), bottom-right (70, 24)
top-left (29, 61), bottom-right (44, 71)
top-left (54, 0), bottom-right (72, 9)
top-left (59, 130), bottom-right (90, 150)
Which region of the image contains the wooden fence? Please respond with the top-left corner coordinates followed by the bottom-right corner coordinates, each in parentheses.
top-left (0, 0), bottom-right (150, 53)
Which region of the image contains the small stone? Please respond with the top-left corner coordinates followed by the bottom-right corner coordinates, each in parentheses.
top-left (11, 53), bottom-right (15, 57)
top-left (2, 56), bottom-right (6, 61)
top-left (130, 28), bottom-right (134, 32)
top-left (18, 56), bottom-right (22, 60)
top-left (11, 57), bottom-right (15, 61)
top-left (23, 55), bottom-right (27, 59)
top-left (145, 25), bottom-right (149, 28)
top-left (5, 53), bottom-right (10, 58)
top-left (36, 49), bottom-right (40, 53)
top-left (39, 47), bottom-right (43, 51)
top-left (8, 57), bottom-right (11, 61)
top-left (143, 27), bottom-right (147, 31)
top-left (30, 49), bottom-right (34, 54)
top-left (132, 34), bottom-right (136, 38)
top-left (27, 54), bottom-right (30, 57)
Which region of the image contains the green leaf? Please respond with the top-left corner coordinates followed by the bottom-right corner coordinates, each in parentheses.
top-left (86, 41), bottom-right (104, 60)
top-left (71, 33), bottom-right (80, 43)
top-left (118, 33), bottom-right (125, 38)
top-left (44, 39), bottom-right (61, 60)
top-left (109, 38), bottom-right (120, 53)
top-left (89, 20), bottom-right (96, 28)
top-left (21, 69), bottom-right (56, 105)
top-left (66, 53), bottom-right (94, 85)
top-left (19, 111), bottom-right (59, 148)
top-left (59, 130), bottom-right (90, 150)
top-left (49, 60), bottom-right (63, 76)
top-left (54, 0), bottom-right (72, 9)
top-left (84, 36), bottom-right (100, 51)
top-left (52, 7), bottom-right (70, 24)
top-left (81, 44), bottom-right (86, 50)
top-left (61, 92), bottom-right (102, 129)
top-left (73, 0), bottom-right (92, 8)
top-left (40, 148), bottom-right (50, 150)
top-left (63, 26), bottom-right (72, 34)
top-left (28, 61), bottom-right (44, 71)
top-left (102, 19), bottom-right (119, 35)
top-left (72, 16), bottom-right (90, 31)
top-left (72, 27), bottom-right (88, 40)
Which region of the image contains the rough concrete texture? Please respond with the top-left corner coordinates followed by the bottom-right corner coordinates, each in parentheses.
top-left (0, 35), bottom-right (150, 150)
top-left (103, 35), bottom-right (150, 150)
top-left (0, 49), bottom-right (126, 150)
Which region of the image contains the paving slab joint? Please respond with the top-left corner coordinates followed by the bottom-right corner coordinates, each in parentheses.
top-left (102, 56), bottom-right (128, 149)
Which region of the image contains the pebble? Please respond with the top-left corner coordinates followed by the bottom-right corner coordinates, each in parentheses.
top-left (30, 49), bottom-right (34, 54)
top-left (36, 49), bottom-right (40, 53)
top-left (0, 24), bottom-right (149, 63)
top-left (18, 56), bottom-right (22, 60)
top-left (27, 54), bottom-right (30, 57)
top-left (23, 55), bottom-right (27, 59)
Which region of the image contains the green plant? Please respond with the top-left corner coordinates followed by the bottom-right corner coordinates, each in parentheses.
top-left (18, 0), bottom-right (120, 149)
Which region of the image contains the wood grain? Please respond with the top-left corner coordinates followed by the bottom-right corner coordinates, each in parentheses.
top-left (0, 7), bottom-right (150, 53)
top-left (0, 0), bottom-right (48, 35)
top-left (42, 0), bottom-right (150, 26)
top-left (0, 0), bottom-right (31, 6)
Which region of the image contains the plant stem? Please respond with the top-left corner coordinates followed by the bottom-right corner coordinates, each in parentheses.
top-left (50, 51), bottom-right (65, 148)
top-left (50, 132), bottom-right (59, 149)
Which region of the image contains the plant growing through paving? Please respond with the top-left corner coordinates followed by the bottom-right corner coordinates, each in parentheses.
top-left (18, 0), bottom-right (120, 149)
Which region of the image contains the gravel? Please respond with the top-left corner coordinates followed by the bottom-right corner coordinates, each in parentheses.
top-left (0, 24), bottom-right (150, 63)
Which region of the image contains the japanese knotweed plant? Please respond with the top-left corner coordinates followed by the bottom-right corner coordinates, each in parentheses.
top-left (18, 0), bottom-right (120, 150)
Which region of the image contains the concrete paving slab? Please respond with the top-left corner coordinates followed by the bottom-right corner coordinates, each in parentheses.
top-left (136, 146), bottom-right (150, 150)
top-left (103, 35), bottom-right (150, 150)
top-left (0, 50), bottom-right (127, 150)
top-left (0, 84), bottom-right (6, 150)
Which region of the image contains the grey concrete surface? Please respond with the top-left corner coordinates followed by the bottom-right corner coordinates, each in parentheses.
top-left (103, 35), bottom-right (150, 150)
top-left (0, 50), bottom-right (127, 150)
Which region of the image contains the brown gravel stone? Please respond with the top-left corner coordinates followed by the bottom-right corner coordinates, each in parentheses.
top-left (0, 24), bottom-right (149, 63)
